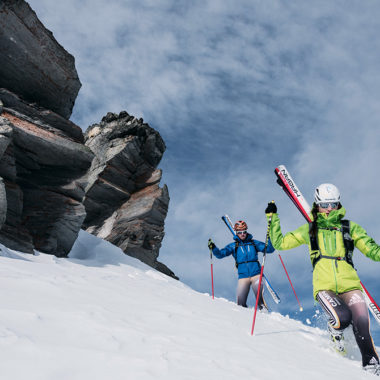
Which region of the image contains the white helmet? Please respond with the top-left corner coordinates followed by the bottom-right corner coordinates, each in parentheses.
top-left (314, 183), bottom-right (341, 204)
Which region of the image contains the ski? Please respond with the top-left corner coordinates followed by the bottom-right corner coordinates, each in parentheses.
top-left (263, 274), bottom-right (281, 304)
top-left (221, 215), bottom-right (281, 304)
top-left (275, 164), bottom-right (380, 324)
top-left (361, 282), bottom-right (380, 324)
top-left (275, 165), bottom-right (312, 222)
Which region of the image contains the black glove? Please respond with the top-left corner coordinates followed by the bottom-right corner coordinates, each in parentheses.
top-left (208, 238), bottom-right (215, 250)
top-left (265, 202), bottom-right (277, 214)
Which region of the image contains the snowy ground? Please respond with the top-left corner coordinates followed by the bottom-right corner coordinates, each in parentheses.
top-left (0, 231), bottom-right (377, 379)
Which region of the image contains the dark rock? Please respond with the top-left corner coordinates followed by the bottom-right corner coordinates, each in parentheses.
top-left (0, 179), bottom-right (33, 252)
top-left (2, 111), bottom-right (93, 190)
top-left (0, 177), bottom-right (7, 230)
top-left (0, 0), bottom-right (174, 278)
top-left (101, 112), bottom-right (119, 123)
top-left (22, 189), bottom-right (87, 257)
top-left (0, 117), bottom-right (13, 159)
top-left (0, 88), bottom-right (84, 143)
top-left (108, 184), bottom-right (173, 276)
top-left (118, 111), bottom-right (129, 119)
top-left (0, 144), bottom-right (16, 182)
top-left (83, 113), bottom-right (166, 228)
top-left (0, 224), bottom-right (34, 253)
top-left (0, 0), bottom-right (81, 119)
top-left (2, 180), bottom-right (22, 228)
top-left (83, 112), bottom-right (176, 279)
top-left (0, 110), bottom-right (94, 256)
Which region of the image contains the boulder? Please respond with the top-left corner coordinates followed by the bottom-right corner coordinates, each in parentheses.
top-left (83, 111), bottom-right (166, 227)
top-left (83, 112), bottom-right (176, 278)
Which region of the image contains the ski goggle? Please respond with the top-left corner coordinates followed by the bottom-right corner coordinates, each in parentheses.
top-left (236, 230), bottom-right (247, 235)
top-left (318, 202), bottom-right (339, 209)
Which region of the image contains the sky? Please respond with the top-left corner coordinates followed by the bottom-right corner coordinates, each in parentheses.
top-left (25, 0), bottom-right (380, 341)
top-left (0, 233), bottom-right (377, 379)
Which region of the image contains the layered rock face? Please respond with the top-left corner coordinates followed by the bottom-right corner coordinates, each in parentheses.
top-left (0, 90), bottom-right (93, 255)
top-left (0, 0), bottom-right (175, 278)
top-left (83, 112), bottom-right (176, 278)
top-left (0, 0), bottom-right (81, 119)
top-left (0, 1), bottom-right (91, 256)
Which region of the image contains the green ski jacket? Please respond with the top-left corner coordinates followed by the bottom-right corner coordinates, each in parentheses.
top-left (268, 207), bottom-right (380, 299)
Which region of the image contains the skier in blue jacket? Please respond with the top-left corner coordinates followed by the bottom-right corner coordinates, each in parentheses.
top-left (208, 220), bottom-right (275, 309)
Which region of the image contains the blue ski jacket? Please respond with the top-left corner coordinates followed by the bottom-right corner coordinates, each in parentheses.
top-left (212, 233), bottom-right (275, 279)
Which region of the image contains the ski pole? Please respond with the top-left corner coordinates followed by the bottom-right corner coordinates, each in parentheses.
top-left (278, 254), bottom-right (303, 311)
top-left (208, 239), bottom-right (215, 299)
top-left (251, 202), bottom-right (274, 335)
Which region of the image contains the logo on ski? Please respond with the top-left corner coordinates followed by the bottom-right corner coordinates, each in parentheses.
top-left (369, 303), bottom-right (380, 320)
top-left (280, 168), bottom-right (301, 198)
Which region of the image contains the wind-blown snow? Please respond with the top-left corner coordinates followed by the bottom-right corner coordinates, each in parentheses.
top-left (0, 231), bottom-right (376, 379)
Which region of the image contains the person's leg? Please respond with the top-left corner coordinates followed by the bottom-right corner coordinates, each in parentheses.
top-left (236, 278), bottom-right (251, 307)
top-left (251, 275), bottom-right (267, 310)
top-left (317, 290), bottom-right (352, 353)
top-left (340, 290), bottom-right (379, 368)
top-left (317, 290), bottom-right (352, 329)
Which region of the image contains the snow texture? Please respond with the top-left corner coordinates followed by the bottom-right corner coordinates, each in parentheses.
top-left (0, 230), bottom-right (377, 379)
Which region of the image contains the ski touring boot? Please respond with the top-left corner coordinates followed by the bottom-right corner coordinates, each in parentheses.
top-left (363, 357), bottom-right (380, 376)
top-left (327, 323), bottom-right (346, 356)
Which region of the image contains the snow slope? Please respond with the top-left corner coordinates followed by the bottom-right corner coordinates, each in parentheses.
top-left (0, 231), bottom-right (376, 380)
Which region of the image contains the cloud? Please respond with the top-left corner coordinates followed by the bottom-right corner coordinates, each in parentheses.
top-left (27, 0), bottom-right (380, 339)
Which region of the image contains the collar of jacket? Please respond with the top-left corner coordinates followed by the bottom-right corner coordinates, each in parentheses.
top-left (316, 206), bottom-right (346, 229)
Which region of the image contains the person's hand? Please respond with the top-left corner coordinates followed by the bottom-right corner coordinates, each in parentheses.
top-left (265, 202), bottom-right (277, 214)
top-left (208, 238), bottom-right (215, 250)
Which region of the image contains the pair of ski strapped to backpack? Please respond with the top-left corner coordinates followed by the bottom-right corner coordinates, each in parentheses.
top-left (275, 164), bottom-right (380, 325)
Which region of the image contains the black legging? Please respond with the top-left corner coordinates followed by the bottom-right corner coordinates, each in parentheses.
top-left (317, 289), bottom-right (379, 367)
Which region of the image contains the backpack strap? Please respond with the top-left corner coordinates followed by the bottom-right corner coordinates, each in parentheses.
top-left (234, 241), bottom-right (239, 268)
top-left (233, 240), bottom-right (259, 269)
top-left (308, 219), bottom-right (355, 269)
top-left (341, 219), bottom-right (354, 268)
top-left (309, 222), bottom-right (319, 251)
top-left (309, 222), bottom-right (320, 268)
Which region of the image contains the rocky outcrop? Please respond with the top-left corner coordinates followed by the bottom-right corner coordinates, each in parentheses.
top-left (0, 0), bottom-right (175, 279)
top-left (0, 0), bottom-right (91, 256)
top-left (0, 0), bottom-right (81, 119)
top-left (0, 91), bottom-right (94, 255)
top-left (83, 112), bottom-right (176, 278)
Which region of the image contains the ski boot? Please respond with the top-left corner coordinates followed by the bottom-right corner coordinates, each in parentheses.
top-left (364, 358), bottom-right (380, 376)
top-left (327, 323), bottom-right (346, 356)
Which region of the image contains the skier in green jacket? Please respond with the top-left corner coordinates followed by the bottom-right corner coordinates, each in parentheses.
top-left (265, 183), bottom-right (380, 375)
